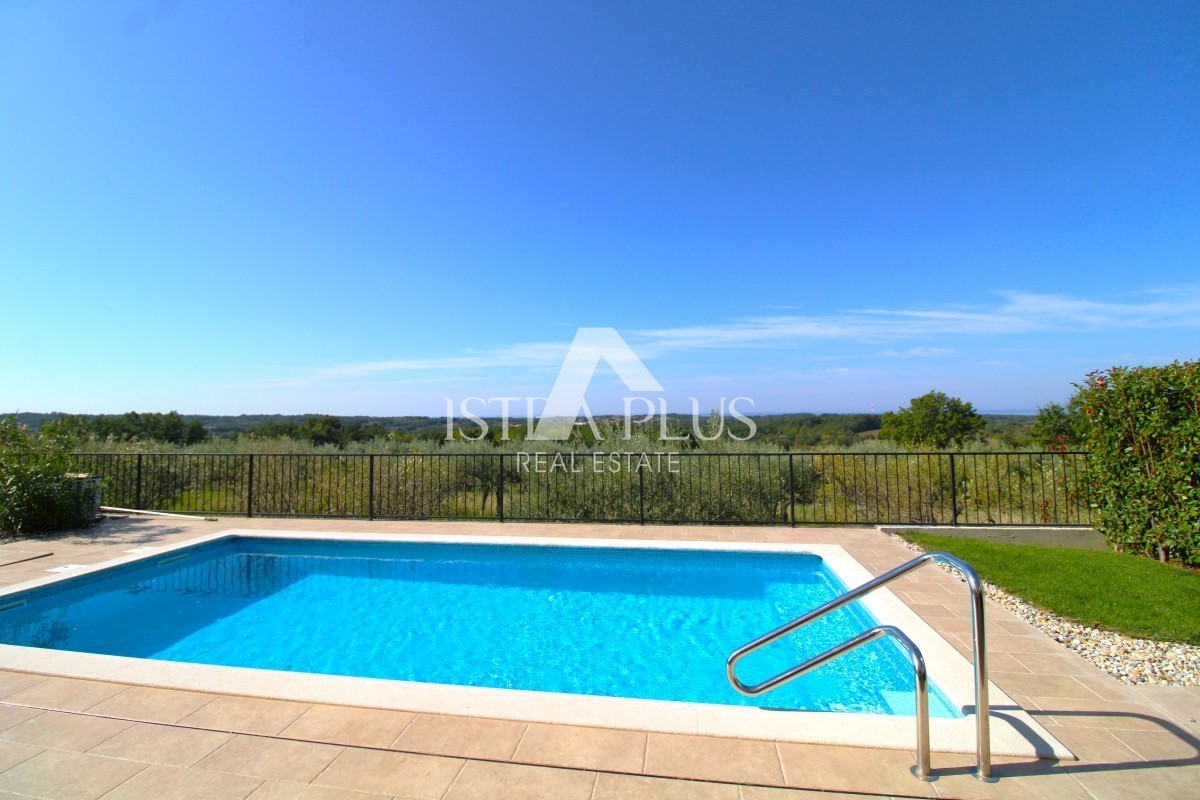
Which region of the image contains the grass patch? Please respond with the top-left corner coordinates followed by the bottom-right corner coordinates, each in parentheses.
top-left (901, 533), bottom-right (1200, 646)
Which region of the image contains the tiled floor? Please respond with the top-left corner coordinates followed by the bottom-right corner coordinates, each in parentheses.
top-left (0, 517), bottom-right (1197, 799)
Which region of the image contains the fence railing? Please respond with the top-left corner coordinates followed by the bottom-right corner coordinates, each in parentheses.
top-left (70, 451), bottom-right (1092, 527)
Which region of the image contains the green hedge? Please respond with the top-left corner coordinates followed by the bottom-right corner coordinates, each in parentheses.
top-left (1077, 360), bottom-right (1200, 565)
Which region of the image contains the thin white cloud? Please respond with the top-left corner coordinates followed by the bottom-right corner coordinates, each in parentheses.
top-left (251, 342), bottom-right (570, 389)
top-left (263, 288), bottom-right (1200, 387)
top-left (634, 289), bottom-right (1200, 352)
top-left (878, 346), bottom-right (958, 358)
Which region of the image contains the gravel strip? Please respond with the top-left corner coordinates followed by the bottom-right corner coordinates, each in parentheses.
top-left (886, 533), bottom-right (1200, 687)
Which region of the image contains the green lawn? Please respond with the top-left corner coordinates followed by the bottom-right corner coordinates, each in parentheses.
top-left (901, 533), bottom-right (1200, 646)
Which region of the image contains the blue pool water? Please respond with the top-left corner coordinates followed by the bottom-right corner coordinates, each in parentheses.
top-left (0, 537), bottom-right (959, 717)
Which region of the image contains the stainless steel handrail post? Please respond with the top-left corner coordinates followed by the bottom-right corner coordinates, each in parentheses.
top-left (896, 627), bottom-right (933, 782)
top-left (963, 558), bottom-right (993, 782)
top-left (728, 624), bottom-right (933, 780)
top-left (726, 551), bottom-right (994, 782)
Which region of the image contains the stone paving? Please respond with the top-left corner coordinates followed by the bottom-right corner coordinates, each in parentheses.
top-left (0, 517), bottom-right (1196, 799)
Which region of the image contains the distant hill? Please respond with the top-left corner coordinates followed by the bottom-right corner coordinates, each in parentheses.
top-left (8, 412), bottom-right (448, 438)
top-left (8, 410), bottom-right (1034, 447)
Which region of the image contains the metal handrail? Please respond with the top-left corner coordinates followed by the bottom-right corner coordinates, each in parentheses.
top-left (726, 551), bottom-right (994, 783)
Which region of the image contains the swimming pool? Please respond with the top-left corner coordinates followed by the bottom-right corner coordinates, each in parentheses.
top-left (0, 535), bottom-right (958, 718)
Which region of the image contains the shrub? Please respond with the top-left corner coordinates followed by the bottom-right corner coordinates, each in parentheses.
top-left (0, 417), bottom-right (96, 536)
top-left (812, 453), bottom-right (953, 523)
top-left (958, 452), bottom-right (1090, 525)
top-left (1076, 361), bottom-right (1200, 565)
top-left (374, 456), bottom-right (457, 517)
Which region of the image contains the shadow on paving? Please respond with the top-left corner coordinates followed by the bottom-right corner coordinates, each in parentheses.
top-left (941, 708), bottom-right (1199, 782)
top-left (2, 516), bottom-right (200, 550)
top-left (882, 526), bottom-right (1108, 551)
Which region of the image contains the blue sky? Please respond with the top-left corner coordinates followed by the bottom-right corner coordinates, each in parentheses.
top-left (2, 1), bottom-right (1197, 416)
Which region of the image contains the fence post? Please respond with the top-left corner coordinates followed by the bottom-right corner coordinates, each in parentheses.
top-left (1082, 452), bottom-right (1090, 527)
top-left (949, 452), bottom-right (959, 526)
top-left (497, 454), bottom-right (505, 522)
top-left (134, 453), bottom-right (143, 510)
top-left (638, 468), bottom-right (646, 525)
top-left (787, 453), bottom-right (796, 527)
top-left (246, 454), bottom-right (254, 518)
top-left (368, 455), bottom-right (375, 520)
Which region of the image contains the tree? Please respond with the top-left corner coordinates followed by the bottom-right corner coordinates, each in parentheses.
top-left (155, 411), bottom-right (186, 445)
top-left (295, 415), bottom-right (345, 447)
top-left (37, 411), bottom-right (207, 445)
top-left (183, 420), bottom-right (210, 445)
top-left (880, 390), bottom-right (985, 449)
top-left (247, 420), bottom-right (298, 440)
top-left (1030, 402), bottom-right (1084, 451)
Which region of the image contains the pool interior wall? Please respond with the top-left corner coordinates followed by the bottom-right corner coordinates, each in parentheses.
top-left (0, 536), bottom-right (959, 718)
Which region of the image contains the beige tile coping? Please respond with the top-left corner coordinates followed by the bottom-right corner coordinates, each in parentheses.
top-left (0, 529), bottom-right (1069, 762)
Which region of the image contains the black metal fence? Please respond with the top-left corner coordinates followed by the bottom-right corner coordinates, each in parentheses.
top-left (71, 451), bottom-right (1092, 527)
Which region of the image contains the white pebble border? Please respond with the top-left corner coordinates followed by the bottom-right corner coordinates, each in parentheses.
top-left (886, 533), bottom-right (1200, 687)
